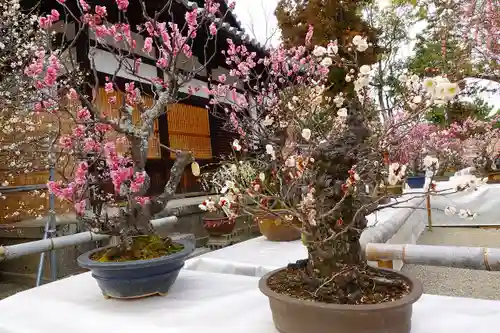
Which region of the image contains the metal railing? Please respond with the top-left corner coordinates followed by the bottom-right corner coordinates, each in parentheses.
top-left (0, 169), bottom-right (57, 286)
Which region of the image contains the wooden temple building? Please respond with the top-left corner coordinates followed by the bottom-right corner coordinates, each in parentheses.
top-left (0, 0), bottom-right (266, 223)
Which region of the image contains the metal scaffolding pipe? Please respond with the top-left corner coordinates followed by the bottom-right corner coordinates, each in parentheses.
top-left (0, 216), bottom-right (178, 262)
top-left (365, 243), bottom-right (500, 271)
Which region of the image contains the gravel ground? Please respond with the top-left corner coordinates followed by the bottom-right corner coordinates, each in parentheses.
top-left (402, 227), bottom-right (500, 300)
top-left (0, 281), bottom-right (31, 300)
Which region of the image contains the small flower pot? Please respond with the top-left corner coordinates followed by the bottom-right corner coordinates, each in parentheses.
top-left (384, 184), bottom-right (403, 196)
top-left (77, 240), bottom-right (194, 299)
top-left (406, 176), bottom-right (426, 189)
top-left (203, 216), bottom-right (236, 236)
top-left (487, 172), bottom-right (500, 184)
top-left (255, 211), bottom-right (301, 242)
top-left (259, 267), bottom-right (423, 333)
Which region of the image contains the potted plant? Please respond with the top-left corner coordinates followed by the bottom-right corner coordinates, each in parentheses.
top-left (206, 28), bottom-right (468, 332)
top-left (202, 213), bottom-right (236, 237)
top-left (200, 198), bottom-right (237, 237)
top-left (406, 171), bottom-right (426, 188)
top-left (378, 162), bottom-right (407, 196)
top-left (27, 0), bottom-right (240, 299)
top-left (201, 160), bottom-right (300, 241)
top-left (254, 207), bottom-right (301, 242)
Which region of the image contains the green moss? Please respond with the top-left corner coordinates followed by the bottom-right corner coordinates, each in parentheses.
top-left (91, 235), bottom-right (184, 263)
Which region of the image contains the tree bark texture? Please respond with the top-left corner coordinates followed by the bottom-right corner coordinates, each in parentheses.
top-left (309, 102), bottom-right (372, 280)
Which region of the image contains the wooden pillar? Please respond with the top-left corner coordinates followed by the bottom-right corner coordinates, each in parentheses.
top-left (426, 194), bottom-right (433, 231)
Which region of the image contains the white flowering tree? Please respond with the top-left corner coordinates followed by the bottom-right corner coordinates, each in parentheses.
top-left (200, 25), bottom-right (485, 303)
top-left (0, 0), bottom-right (60, 221)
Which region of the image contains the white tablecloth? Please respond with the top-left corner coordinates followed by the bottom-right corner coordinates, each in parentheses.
top-left (185, 236), bottom-right (305, 276)
top-left (185, 198), bottom-right (425, 277)
top-left (1, 269), bottom-right (500, 333)
top-left (429, 182), bottom-right (500, 226)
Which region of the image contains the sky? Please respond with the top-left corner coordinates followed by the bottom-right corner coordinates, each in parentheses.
top-left (232, 0), bottom-right (281, 48)
top-left (232, 0), bottom-right (500, 110)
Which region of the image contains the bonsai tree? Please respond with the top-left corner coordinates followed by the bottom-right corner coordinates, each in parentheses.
top-left (446, 116), bottom-right (500, 174)
top-left (203, 26), bottom-right (482, 310)
top-left (25, 0), bottom-right (248, 261)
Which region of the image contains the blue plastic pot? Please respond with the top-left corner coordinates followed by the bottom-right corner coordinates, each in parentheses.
top-left (406, 176), bottom-right (426, 189)
top-left (77, 239), bottom-right (194, 299)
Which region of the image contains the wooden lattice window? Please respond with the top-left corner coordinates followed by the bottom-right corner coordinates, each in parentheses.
top-left (167, 104), bottom-right (212, 160)
top-left (95, 88), bottom-right (161, 159)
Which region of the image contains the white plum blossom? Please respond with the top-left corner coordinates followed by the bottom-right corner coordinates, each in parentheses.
top-left (352, 35), bottom-right (369, 52)
top-left (199, 198), bottom-right (217, 212)
top-left (285, 156), bottom-right (296, 168)
top-left (412, 95), bottom-right (422, 104)
top-left (398, 74), bottom-right (408, 82)
top-left (259, 172), bottom-right (265, 181)
top-left (232, 139), bottom-right (242, 151)
top-left (457, 209), bottom-right (477, 220)
top-left (266, 144), bottom-right (276, 160)
top-left (354, 76), bottom-right (370, 91)
top-left (333, 94), bottom-right (344, 107)
top-left (451, 174), bottom-right (486, 192)
top-left (388, 163), bottom-right (406, 186)
top-left (337, 108), bottom-right (348, 117)
top-left (359, 65), bottom-right (371, 75)
top-left (327, 42), bottom-right (338, 55)
top-left (301, 128), bottom-right (312, 141)
top-left (312, 46), bottom-right (327, 57)
top-left (423, 155), bottom-right (439, 170)
top-left (320, 57), bottom-right (333, 67)
top-left (444, 206), bottom-right (457, 216)
top-left (262, 115), bottom-right (274, 126)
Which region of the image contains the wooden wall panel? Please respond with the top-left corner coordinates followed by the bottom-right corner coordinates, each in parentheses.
top-left (95, 88), bottom-right (161, 159)
top-left (167, 103), bottom-right (212, 160)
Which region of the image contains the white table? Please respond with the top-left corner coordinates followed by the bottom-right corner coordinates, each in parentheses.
top-left (185, 236), bottom-right (306, 276)
top-left (185, 197), bottom-right (426, 277)
top-left (429, 182), bottom-right (500, 226)
top-left (1, 269), bottom-right (500, 333)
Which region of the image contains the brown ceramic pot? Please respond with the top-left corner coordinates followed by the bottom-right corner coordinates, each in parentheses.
top-left (255, 211), bottom-right (301, 242)
top-left (259, 268), bottom-right (423, 333)
top-left (487, 172), bottom-right (500, 184)
top-left (202, 216), bottom-right (236, 236)
top-left (385, 184), bottom-right (403, 196)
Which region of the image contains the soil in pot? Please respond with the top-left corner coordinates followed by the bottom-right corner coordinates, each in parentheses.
top-left (259, 264), bottom-right (422, 333)
top-left (256, 211), bottom-right (301, 241)
top-left (91, 235), bottom-right (184, 262)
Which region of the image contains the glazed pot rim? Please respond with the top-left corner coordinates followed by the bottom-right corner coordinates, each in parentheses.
top-left (77, 239), bottom-right (194, 270)
top-left (258, 267), bottom-right (423, 312)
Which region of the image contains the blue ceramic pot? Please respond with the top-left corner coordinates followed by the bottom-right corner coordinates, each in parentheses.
top-left (77, 239), bottom-right (194, 299)
top-left (406, 176), bottom-right (426, 189)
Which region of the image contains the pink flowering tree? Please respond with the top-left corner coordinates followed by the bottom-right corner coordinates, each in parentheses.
top-left (446, 116), bottom-right (500, 172)
top-left (462, 0), bottom-right (499, 63)
top-left (25, 0), bottom-right (246, 252)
